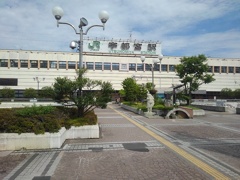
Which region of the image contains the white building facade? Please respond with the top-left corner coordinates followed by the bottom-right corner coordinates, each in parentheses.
top-left (0, 39), bottom-right (240, 98)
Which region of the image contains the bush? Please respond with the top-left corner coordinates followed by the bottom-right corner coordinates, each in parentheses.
top-left (0, 87), bottom-right (15, 98)
top-left (24, 88), bottom-right (37, 98)
top-left (0, 106), bottom-right (97, 134)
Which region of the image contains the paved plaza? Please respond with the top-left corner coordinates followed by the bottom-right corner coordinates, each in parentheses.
top-left (0, 104), bottom-right (240, 179)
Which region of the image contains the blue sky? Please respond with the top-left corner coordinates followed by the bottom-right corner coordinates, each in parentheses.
top-left (0, 0), bottom-right (239, 58)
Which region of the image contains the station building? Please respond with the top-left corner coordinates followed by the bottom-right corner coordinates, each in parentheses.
top-left (0, 39), bottom-right (240, 98)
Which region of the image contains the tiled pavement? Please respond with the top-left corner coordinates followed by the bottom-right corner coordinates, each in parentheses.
top-left (1, 104), bottom-right (240, 180)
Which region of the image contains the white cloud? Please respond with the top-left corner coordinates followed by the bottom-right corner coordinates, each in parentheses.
top-left (0, 0), bottom-right (239, 58)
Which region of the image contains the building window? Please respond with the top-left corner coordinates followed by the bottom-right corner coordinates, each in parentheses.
top-left (0, 78), bottom-right (18, 86)
top-left (95, 62), bottom-right (102, 70)
top-left (0, 59), bottom-right (8, 67)
top-left (236, 67), bottom-right (240, 73)
top-left (208, 66), bottom-right (213, 73)
top-left (161, 64), bottom-right (167, 71)
top-left (104, 62), bottom-right (111, 70)
top-left (20, 60), bottom-right (28, 68)
top-left (30, 60), bottom-right (38, 68)
top-left (112, 63), bottom-right (119, 70)
top-left (129, 63), bottom-right (136, 71)
top-left (68, 61), bottom-right (76, 69)
top-left (154, 64), bottom-right (160, 71)
top-left (59, 61), bottom-right (66, 69)
top-left (228, 67), bottom-right (234, 73)
top-left (10, 59), bottom-right (18, 67)
top-left (221, 66), bottom-right (227, 73)
top-left (137, 63), bottom-right (143, 71)
top-left (145, 64), bottom-right (151, 71)
top-left (214, 66), bottom-right (220, 73)
top-left (169, 65), bottom-right (175, 72)
top-left (40, 60), bottom-right (48, 68)
top-left (86, 62), bottom-right (93, 70)
top-left (50, 61), bottom-right (57, 69)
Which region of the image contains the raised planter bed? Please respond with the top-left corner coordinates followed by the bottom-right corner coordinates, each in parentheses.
top-left (0, 125), bottom-right (99, 150)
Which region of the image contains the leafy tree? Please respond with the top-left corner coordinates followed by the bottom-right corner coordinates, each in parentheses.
top-left (136, 84), bottom-right (148, 102)
top-left (175, 54), bottom-right (215, 105)
top-left (234, 88), bottom-right (240, 99)
top-left (121, 77), bottom-right (138, 102)
top-left (24, 88), bottom-right (37, 98)
top-left (220, 88), bottom-right (234, 99)
top-left (52, 68), bottom-right (114, 117)
top-left (39, 86), bottom-right (55, 99)
top-left (0, 87), bottom-right (15, 98)
top-left (53, 77), bottom-right (73, 101)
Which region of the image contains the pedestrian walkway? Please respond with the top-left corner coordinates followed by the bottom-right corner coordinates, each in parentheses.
top-left (1, 104), bottom-right (240, 179)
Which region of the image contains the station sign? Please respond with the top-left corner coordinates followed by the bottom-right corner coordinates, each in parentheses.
top-left (83, 39), bottom-right (162, 55)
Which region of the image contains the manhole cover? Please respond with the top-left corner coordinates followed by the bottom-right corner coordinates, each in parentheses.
top-left (123, 143), bottom-right (149, 152)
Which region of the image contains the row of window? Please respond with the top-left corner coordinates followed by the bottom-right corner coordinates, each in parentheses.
top-left (0, 59), bottom-right (240, 73)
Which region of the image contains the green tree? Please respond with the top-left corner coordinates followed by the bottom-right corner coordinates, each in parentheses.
top-left (234, 88), bottom-right (240, 99)
top-left (0, 87), bottom-right (15, 98)
top-left (121, 77), bottom-right (138, 102)
top-left (175, 54), bottom-right (215, 105)
top-left (39, 86), bottom-right (55, 99)
top-left (220, 88), bottom-right (234, 99)
top-left (96, 81), bottom-right (114, 108)
top-left (24, 88), bottom-right (37, 98)
top-left (52, 68), bottom-right (114, 117)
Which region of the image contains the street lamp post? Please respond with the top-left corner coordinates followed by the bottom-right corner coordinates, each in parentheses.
top-left (52, 6), bottom-right (109, 69)
top-left (140, 55), bottom-right (163, 90)
top-left (33, 77), bottom-right (45, 95)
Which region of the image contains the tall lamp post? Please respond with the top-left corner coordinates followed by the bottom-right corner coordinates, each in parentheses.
top-left (52, 6), bottom-right (109, 69)
top-left (33, 77), bottom-right (45, 95)
top-left (140, 54), bottom-right (163, 90)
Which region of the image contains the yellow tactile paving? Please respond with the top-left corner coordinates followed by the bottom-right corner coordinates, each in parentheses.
top-left (110, 106), bottom-right (230, 180)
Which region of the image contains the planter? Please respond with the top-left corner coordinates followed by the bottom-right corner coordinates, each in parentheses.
top-left (0, 125), bottom-right (99, 150)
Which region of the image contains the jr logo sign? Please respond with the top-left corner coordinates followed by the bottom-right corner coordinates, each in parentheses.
top-left (88, 41), bottom-right (100, 51)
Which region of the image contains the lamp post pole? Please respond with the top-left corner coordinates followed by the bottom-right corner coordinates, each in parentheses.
top-left (33, 77), bottom-right (45, 95)
top-left (140, 55), bottom-right (163, 90)
top-left (52, 6), bottom-right (109, 69)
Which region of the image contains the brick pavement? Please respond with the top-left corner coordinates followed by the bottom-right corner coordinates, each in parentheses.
top-left (1, 104), bottom-right (240, 179)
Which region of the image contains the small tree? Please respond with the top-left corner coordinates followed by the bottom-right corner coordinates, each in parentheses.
top-left (122, 77), bottom-right (138, 102)
top-left (39, 86), bottom-right (55, 99)
top-left (0, 87), bottom-right (15, 98)
top-left (220, 88), bottom-right (234, 99)
top-left (234, 88), bottom-right (240, 99)
top-left (52, 68), bottom-right (114, 117)
top-left (24, 88), bottom-right (37, 98)
top-left (175, 54), bottom-right (215, 105)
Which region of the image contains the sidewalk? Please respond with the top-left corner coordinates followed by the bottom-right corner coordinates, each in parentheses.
top-left (1, 104), bottom-right (240, 179)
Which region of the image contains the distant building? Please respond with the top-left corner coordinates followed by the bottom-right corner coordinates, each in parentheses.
top-left (0, 39), bottom-right (240, 98)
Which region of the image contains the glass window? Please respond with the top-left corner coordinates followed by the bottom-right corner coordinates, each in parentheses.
top-left (145, 64), bottom-right (151, 71)
top-left (50, 61), bottom-right (57, 69)
top-left (104, 62), bottom-right (111, 70)
top-left (228, 67), bottom-right (234, 73)
top-left (59, 61), bottom-right (66, 69)
top-left (40, 60), bottom-right (48, 68)
top-left (86, 62), bottom-right (93, 70)
top-left (0, 59), bottom-right (8, 67)
top-left (161, 64), bottom-right (167, 71)
top-left (208, 66), bottom-right (213, 73)
top-left (154, 64), bottom-right (160, 71)
top-left (214, 66), bottom-right (220, 73)
top-left (10, 59), bottom-right (18, 67)
top-left (68, 61), bottom-right (76, 69)
top-left (236, 67), bottom-right (240, 73)
top-left (20, 60), bottom-right (28, 68)
top-left (129, 63), bottom-right (136, 71)
top-left (221, 66), bottom-right (227, 73)
top-left (95, 62), bottom-right (102, 70)
top-left (112, 63), bottom-right (119, 70)
top-left (137, 63), bottom-right (143, 71)
top-left (30, 60), bottom-right (38, 68)
top-left (169, 65), bottom-right (175, 72)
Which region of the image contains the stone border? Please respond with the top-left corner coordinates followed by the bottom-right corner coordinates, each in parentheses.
top-left (0, 125), bottom-right (99, 150)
